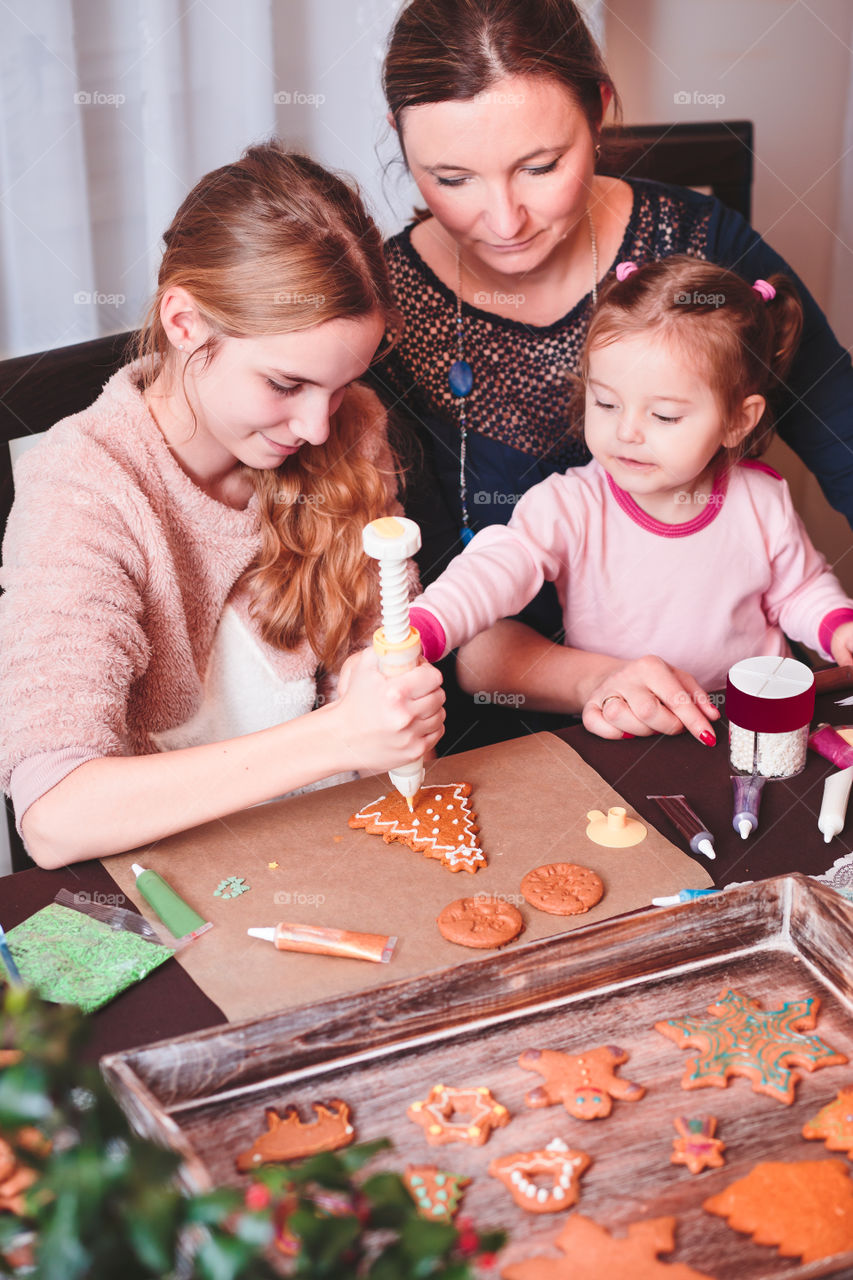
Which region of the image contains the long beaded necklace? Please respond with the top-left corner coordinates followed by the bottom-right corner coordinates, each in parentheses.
top-left (448, 208), bottom-right (599, 544)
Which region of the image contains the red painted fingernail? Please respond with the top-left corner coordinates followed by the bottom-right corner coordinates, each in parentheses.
top-left (699, 731), bottom-right (716, 746)
top-left (622, 732), bottom-right (635, 740)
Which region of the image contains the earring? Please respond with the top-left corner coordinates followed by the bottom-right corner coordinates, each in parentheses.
top-left (178, 343), bottom-right (185, 351)
top-left (594, 141), bottom-right (601, 161)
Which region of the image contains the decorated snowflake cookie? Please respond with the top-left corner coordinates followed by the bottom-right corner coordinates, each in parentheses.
top-left (656, 988), bottom-right (846, 1105)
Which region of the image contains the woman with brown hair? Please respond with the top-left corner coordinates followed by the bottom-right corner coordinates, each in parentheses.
top-left (379, 0), bottom-right (853, 745)
top-left (0, 141), bottom-right (444, 868)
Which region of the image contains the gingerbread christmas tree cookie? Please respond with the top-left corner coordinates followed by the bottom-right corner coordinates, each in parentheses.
top-left (703, 1160), bottom-right (853, 1264)
top-left (502, 1215), bottom-right (715, 1279)
top-left (403, 1165), bottom-right (469, 1221)
top-left (656, 988), bottom-right (847, 1104)
top-left (349, 783), bottom-right (485, 873)
top-left (802, 1087), bottom-right (853, 1152)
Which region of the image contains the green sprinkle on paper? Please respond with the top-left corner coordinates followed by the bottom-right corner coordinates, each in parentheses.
top-left (213, 876), bottom-right (251, 900)
top-left (5, 903), bottom-right (172, 1013)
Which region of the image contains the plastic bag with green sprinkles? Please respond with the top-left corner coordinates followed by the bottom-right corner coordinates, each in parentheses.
top-left (4, 899), bottom-right (174, 1013)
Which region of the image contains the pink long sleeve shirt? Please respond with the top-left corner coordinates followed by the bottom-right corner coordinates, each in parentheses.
top-left (411, 459), bottom-right (853, 690)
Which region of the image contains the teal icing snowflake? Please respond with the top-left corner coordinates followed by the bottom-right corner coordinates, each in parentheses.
top-left (656, 988), bottom-right (847, 1104)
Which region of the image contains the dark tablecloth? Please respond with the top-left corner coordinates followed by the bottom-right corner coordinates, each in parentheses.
top-left (2, 690), bottom-right (848, 1060)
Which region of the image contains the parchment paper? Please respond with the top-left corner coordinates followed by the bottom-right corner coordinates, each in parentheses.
top-left (105, 733), bottom-right (712, 1021)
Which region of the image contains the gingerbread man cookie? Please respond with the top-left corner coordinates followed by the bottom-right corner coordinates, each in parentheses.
top-left (519, 1045), bottom-right (645, 1119)
top-left (489, 1138), bottom-right (591, 1213)
top-left (407, 1084), bottom-right (510, 1146)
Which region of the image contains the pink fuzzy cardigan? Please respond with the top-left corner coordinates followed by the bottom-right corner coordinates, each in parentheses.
top-left (0, 364), bottom-right (397, 825)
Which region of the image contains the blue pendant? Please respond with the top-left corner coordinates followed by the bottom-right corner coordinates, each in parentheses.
top-left (448, 359), bottom-right (473, 398)
top-left (460, 525), bottom-right (474, 546)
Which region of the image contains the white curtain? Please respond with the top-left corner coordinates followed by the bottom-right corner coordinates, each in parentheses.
top-left (578, 0), bottom-right (606, 46)
top-left (0, 0), bottom-right (614, 360)
top-left (0, 0), bottom-right (276, 358)
top-left (829, 40), bottom-right (853, 351)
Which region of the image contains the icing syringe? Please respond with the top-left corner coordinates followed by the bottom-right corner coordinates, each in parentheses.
top-left (363, 516), bottom-right (424, 811)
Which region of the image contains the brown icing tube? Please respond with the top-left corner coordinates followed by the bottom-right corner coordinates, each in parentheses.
top-left (247, 922), bottom-right (397, 963)
top-left (814, 666), bottom-right (853, 693)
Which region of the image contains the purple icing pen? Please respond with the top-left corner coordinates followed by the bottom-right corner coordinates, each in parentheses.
top-left (731, 774), bottom-right (765, 840)
top-left (648, 794), bottom-right (716, 860)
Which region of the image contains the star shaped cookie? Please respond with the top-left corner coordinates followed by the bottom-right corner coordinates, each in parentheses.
top-left (407, 1084), bottom-right (509, 1145)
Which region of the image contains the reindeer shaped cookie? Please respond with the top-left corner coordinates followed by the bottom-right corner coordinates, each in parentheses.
top-left (236, 1100), bottom-right (354, 1171)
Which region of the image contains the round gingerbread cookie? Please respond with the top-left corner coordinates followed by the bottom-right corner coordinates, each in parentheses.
top-left (437, 896), bottom-right (523, 949)
top-left (521, 863), bottom-right (604, 916)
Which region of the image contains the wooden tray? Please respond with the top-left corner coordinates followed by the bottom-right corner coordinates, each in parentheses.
top-left (102, 874), bottom-right (853, 1278)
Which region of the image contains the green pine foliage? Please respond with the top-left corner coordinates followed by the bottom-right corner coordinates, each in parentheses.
top-left (0, 986), bottom-right (504, 1278)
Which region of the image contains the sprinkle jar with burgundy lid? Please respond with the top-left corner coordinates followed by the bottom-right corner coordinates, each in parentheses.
top-left (726, 656), bottom-right (815, 778)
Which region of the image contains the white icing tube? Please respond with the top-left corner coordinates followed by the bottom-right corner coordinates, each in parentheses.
top-left (818, 766), bottom-right (853, 843)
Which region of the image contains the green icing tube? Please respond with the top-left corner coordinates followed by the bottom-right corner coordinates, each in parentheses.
top-left (132, 864), bottom-right (211, 939)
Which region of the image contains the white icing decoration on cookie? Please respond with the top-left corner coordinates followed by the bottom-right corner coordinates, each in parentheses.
top-left (352, 784), bottom-right (485, 873)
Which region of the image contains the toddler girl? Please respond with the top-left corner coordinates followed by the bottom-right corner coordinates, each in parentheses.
top-left (409, 256), bottom-right (853, 717)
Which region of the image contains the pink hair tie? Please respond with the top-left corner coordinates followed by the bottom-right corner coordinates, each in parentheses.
top-left (615, 261), bottom-right (639, 282)
top-left (752, 279), bottom-right (776, 302)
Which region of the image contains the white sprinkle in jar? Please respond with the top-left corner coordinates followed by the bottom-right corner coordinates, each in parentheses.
top-left (726, 656), bottom-right (815, 778)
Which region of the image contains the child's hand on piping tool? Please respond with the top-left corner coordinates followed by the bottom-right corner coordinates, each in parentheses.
top-left (830, 622), bottom-right (853, 669)
top-left (583, 654), bottom-right (721, 745)
top-left (331, 645), bottom-right (445, 773)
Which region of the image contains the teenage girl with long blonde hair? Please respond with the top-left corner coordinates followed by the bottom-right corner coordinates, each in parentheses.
top-left (0, 141), bottom-right (444, 868)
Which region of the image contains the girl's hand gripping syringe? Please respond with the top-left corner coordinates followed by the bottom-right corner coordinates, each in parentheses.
top-left (362, 516), bottom-right (424, 811)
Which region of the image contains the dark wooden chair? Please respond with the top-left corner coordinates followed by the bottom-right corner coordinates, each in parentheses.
top-left (0, 330), bottom-right (134, 870)
top-left (601, 120), bottom-right (754, 221)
